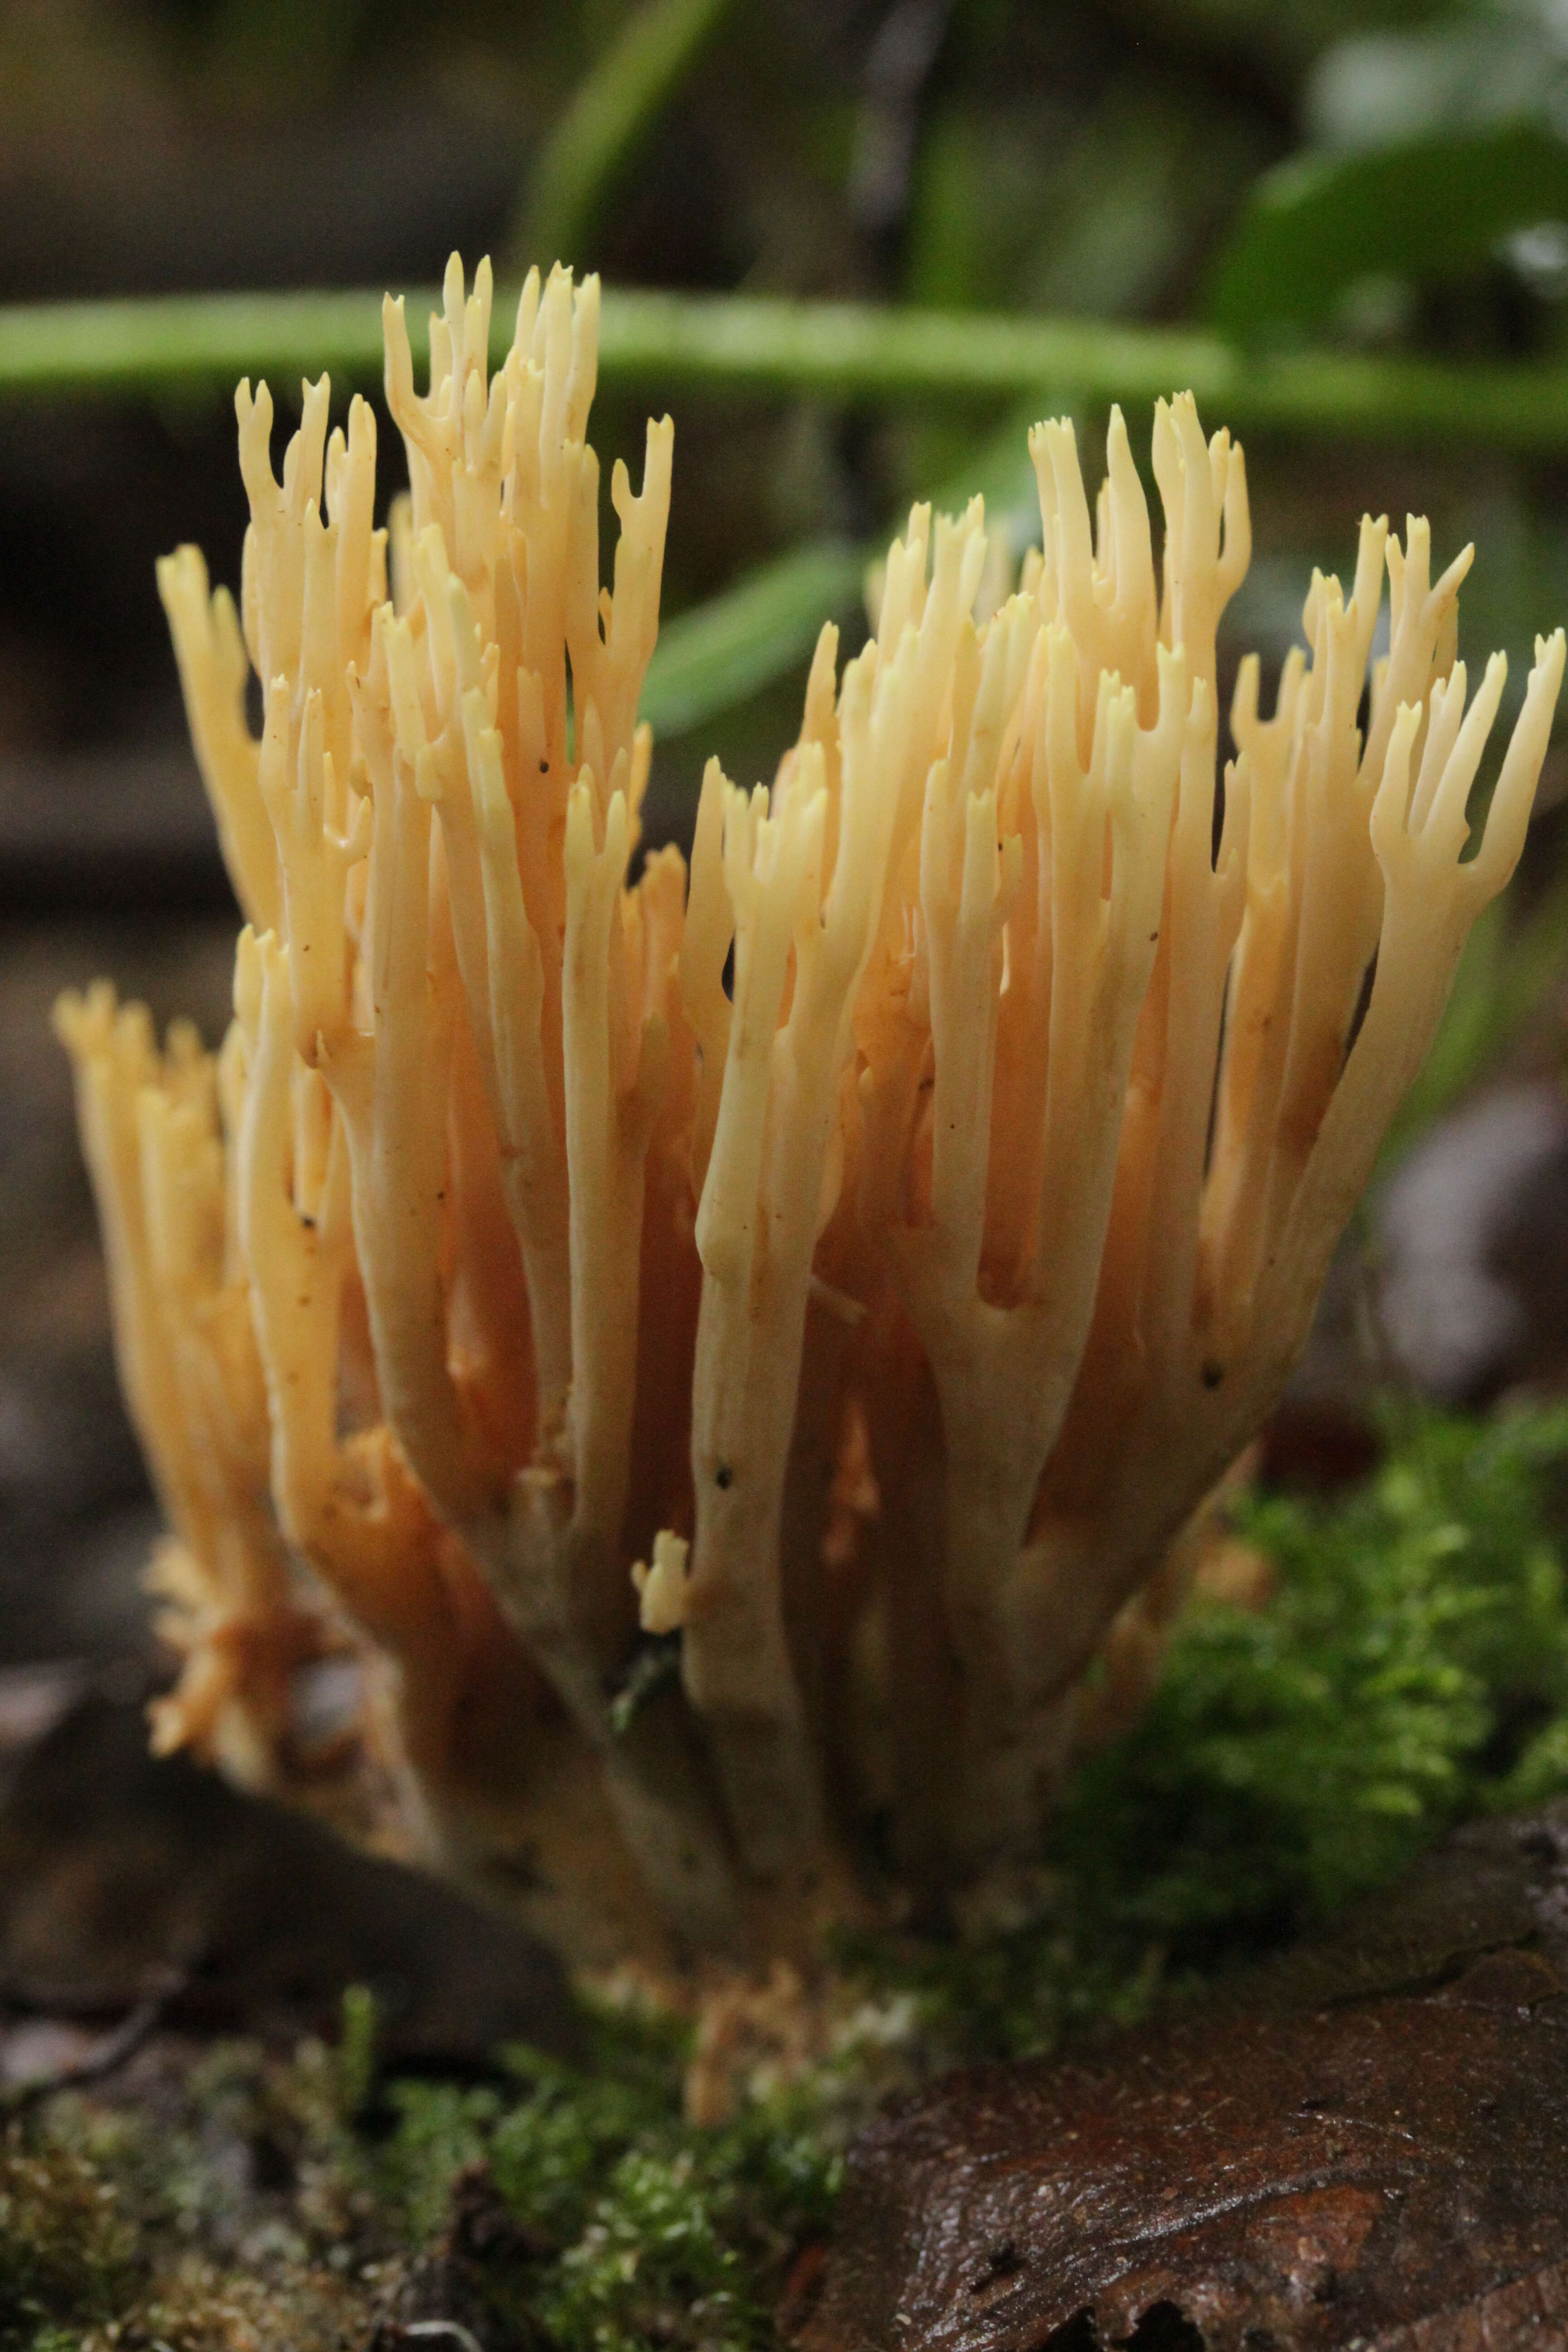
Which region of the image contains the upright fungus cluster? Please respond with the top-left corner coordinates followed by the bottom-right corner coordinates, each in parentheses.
top-left (57, 257), bottom-right (1565, 1967)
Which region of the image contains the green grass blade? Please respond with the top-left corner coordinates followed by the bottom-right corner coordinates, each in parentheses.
top-left (514, 0), bottom-right (734, 267)
top-left (0, 289), bottom-right (400, 401)
top-left (10, 285), bottom-right (1568, 451)
top-left (641, 537), bottom-right (864, 738)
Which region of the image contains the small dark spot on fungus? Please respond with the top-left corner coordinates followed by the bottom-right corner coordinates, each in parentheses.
top-left (968, 2238), bottom-right (1022, 2292)
top-left (715, 1465), bottom-right (733, 1490)
top-left (1201, 1358), bottom-right (1225, 1389)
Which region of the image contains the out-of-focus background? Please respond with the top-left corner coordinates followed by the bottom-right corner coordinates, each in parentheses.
top-left (7, 0), bottom-right (1568, 1847)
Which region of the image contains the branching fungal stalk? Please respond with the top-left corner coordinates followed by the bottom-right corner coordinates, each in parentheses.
top-left (56, 254), bottom-right (1565, 1969)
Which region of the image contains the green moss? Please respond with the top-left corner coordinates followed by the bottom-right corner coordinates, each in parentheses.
top-left (376, 2007), bottom-right (841, 2351)
top-left (336, 1981), bottom-right (379, 2123)
top-left (1053, 1399), bottom-right (1568, 1970)
top-left (0, 2124), bottom-right (142, 2342)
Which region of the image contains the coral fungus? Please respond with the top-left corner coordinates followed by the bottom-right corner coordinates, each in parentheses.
top-left (56, 255), bottom-right (1565, 1966)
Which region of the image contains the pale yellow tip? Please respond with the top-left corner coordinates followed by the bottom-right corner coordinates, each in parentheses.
top-left (632, 1530), bottom-right (690, 1635)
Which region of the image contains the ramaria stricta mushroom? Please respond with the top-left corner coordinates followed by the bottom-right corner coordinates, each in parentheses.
top-left (55, 256), bottom-right (1566, 1971)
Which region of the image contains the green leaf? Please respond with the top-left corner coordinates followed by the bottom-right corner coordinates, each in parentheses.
top-left (1307, 17), bottom-right (1558, 155)
top-left (1209, 116), bottom-right (1568, 336)
top-left (641, 537), bottom-right (864, 739)
top-left (638, 397), bottom-right (1050, 750)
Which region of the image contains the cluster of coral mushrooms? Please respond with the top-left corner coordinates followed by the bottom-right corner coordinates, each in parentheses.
top-left (56, 257), bottom-right (1564, 1970)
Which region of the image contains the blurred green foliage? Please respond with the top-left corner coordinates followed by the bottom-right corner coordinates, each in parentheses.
top-left (1210, 2), bottom-right (1568, 336)
top-left (514, 0), bottom-right (735, 269)
top-left (908, 84), bottom-right (1264, 323)
top-left (9, 0), bottom-right (1568, 892)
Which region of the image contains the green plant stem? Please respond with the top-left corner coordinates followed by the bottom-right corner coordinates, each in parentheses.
top-left (513, 0), bottom-right (734, 268)
top-left (9, 284), bottom-right (1568, 449)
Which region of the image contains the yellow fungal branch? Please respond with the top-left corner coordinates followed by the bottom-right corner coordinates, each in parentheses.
top-left (53, 982), bottom-right (323, 1790)
top-left (56, 253), bottom-right (1565, 1966)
